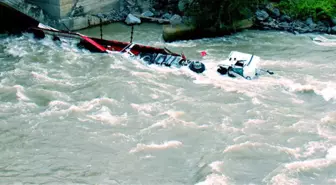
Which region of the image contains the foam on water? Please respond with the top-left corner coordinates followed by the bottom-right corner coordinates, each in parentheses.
top-left (321, 111), bottom-right (336, 124)
top-left (1, 27), bottom-right (335, 185)
top-left (264, 149), bottom-right (336, 185)
top-left (129, 140), bottom-right (183, 153)
top-left (301, 141), bottom-right (330, 158)
top-left (13, 84), bottom-right (30, 101)
top-left (326, 146), bottom-right (336, 160)
top-left (317, 112), bottom-right (336, 140)
top-left (223, 141), bottom-right (300, 159)
top-left (87, 106), bottom-right (127, 125)
top-left (209, 161), bottom-right (224, 173)
top-left (280, 77), bottom-right (336, 101)
top-left (268, 174), bottom-right (300, 185)
top-left (194, 174), bottom-right (230, 185)
top-left (41, 97), bottom-right (119, 117)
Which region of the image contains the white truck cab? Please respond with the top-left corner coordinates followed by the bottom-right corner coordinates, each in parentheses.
top-left (217, 51), bottom-right (260, 80)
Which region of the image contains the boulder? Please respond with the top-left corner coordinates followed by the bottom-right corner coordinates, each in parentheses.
top-left (315, 21), bottom-right (329, 32)
top-left (162, 13), bottom-right (173, 19)
top-left (332, 17), bottom-right (336, 26)
top-left (278, 22), bottom-right (290, 31)
top-left (255, 10), bottom-right (269, 21)
top-left (280, 15), bottom-right (291, 22)
top-left (141, 10), bottom-right (154, 17)
top-left (291, 20), bottom-right (310, 33)
top-left (232, 19), bottom-right (254, 29)
top-left (182, 16), bottom-right (193, 24)
top-left (331, 26), bottom-right (336, 34)
top-left (125, 13), bottom-right (141, 24)
top-left (265, 4), bottom-right (280, 18)
top-left (305, 17), bottom-right (316, 28)
top-left (178, 0), bottom-right (189, 12)
top-left (170, 14), bottom-right (182, 25)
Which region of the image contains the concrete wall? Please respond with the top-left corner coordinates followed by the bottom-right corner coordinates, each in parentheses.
top-left (27, 0), bottom-right (119, 18)
top-left (76, 0), bottom-right (119, 15)
top-left (27, 0), bottom-right (63, 18)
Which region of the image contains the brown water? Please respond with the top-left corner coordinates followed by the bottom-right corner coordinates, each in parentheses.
top-left (0, 23), bottom-right (336, 185)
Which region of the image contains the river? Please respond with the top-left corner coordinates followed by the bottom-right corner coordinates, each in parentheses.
top-left (1, 23), bottom-right (336, 185)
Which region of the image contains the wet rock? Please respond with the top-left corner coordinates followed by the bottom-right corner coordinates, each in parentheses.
top-left (278, 22), bottom-right (290, 31)
top-left (141, 10), bottom-right (154, 17)
top-left (170, 14), bottom-right (182, 25)
top-left (71, 6), bottom-right (84, 17)
top-left (265, 4), bottom-right (280, 18)
top-left (280, 15), bottom-right (291, 22)
top-left (182, 16), bottom-right (193, 24)
top-left (306, 17), bottom-right (316, 28)
top-left (257, 18), bottom-right (278, 30)
top-left (106, 10), bottom-right (126, 22)
top-left (125, 13), bottom-right (141, 24)
top-left (162, 13), bottom-right (173, 19)
top-left (331, 26), bottom-right (336, 34)
top-left (332, 17), bottom-right (336, 26)
top-left (315, 21), bottom-right (329, 33)
top-left (178, 0), bottom-right (189, 12)
top-left (126, 0), bottom-right (136, 6)
top-left (255, 10), bottom-right (269, 21)
top-left (291, 20), bottom-right (310, 33)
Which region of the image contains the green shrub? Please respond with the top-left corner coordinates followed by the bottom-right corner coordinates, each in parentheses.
top-left (278, 0), bottom-right (336, 20)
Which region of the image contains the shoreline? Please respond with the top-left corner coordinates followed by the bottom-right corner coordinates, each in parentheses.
top-left (2, 0), bottom-right (335, 41)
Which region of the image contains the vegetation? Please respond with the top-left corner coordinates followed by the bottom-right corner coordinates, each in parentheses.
top-left (182, 0), bottom-right (336, 29)
top-left (183, 0), bottom-right (265, 29)
top-left (277, 0), bottom-right (336, 20)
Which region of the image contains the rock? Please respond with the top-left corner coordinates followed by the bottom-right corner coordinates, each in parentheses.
top-left (278, 22), bottom-right (290, 31)
top-left (291, 20), bottom-right (310, 33)
top-left (331, 26), bottom-right (336, 34)
top-left (162, 13), bottom-right (173, 19)
top-left (178, 0), bottom-right (189, 12)
top-left (280, 15), bottom-right (291, 22)
top-left (327, 27), bottom-right (331, 33)
top-left (232, 19), bottom-right (254, 29)
top-left (125, 14), bottom-right (141, 25)
top-left (272, 8), bottom-right (281, 18)
top-left (255, 10), bottom-right (269, 21)
top-left (170, 14), bottom-right (182, 25)
top-left (306, 17), bottom-right (316, 28)
top-left (96, 13), bottom-right (105, 19)
top-left (261, 19), bottom-right (279, 30)
top-left (71, 6), bottom-right (84, 17)
top-left (141, 10), bottom-right (154, 17)
top-left (332, 17), bottom-right (336, 26)
top-left (126, 0), bottom-right (136, 6)
top-left (265, 3), bottom-right (280, 18)
top-left (182, 16), bottom-right (193, 24)
top-left (315, 21), bottom-right (329, 32)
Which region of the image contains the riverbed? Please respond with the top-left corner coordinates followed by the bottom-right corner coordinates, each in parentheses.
top-left (1, 23), bottom-right (335, 185)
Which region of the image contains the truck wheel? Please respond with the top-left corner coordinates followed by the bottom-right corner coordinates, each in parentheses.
top-left (217, 67), bottom-right (228, 75)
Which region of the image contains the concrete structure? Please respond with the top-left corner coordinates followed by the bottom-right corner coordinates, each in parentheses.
top-left (27, 0), bottom-right (119, 18)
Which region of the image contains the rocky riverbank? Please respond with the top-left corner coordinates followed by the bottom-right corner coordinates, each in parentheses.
top-left (122, 1), bottom-right (336, 41)
top-left (52, 0), bottom-right (183, 30)
top-left (254, 4), bottom-right (336, 34)
top-left (6, 0), bottom-right (336, 36)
